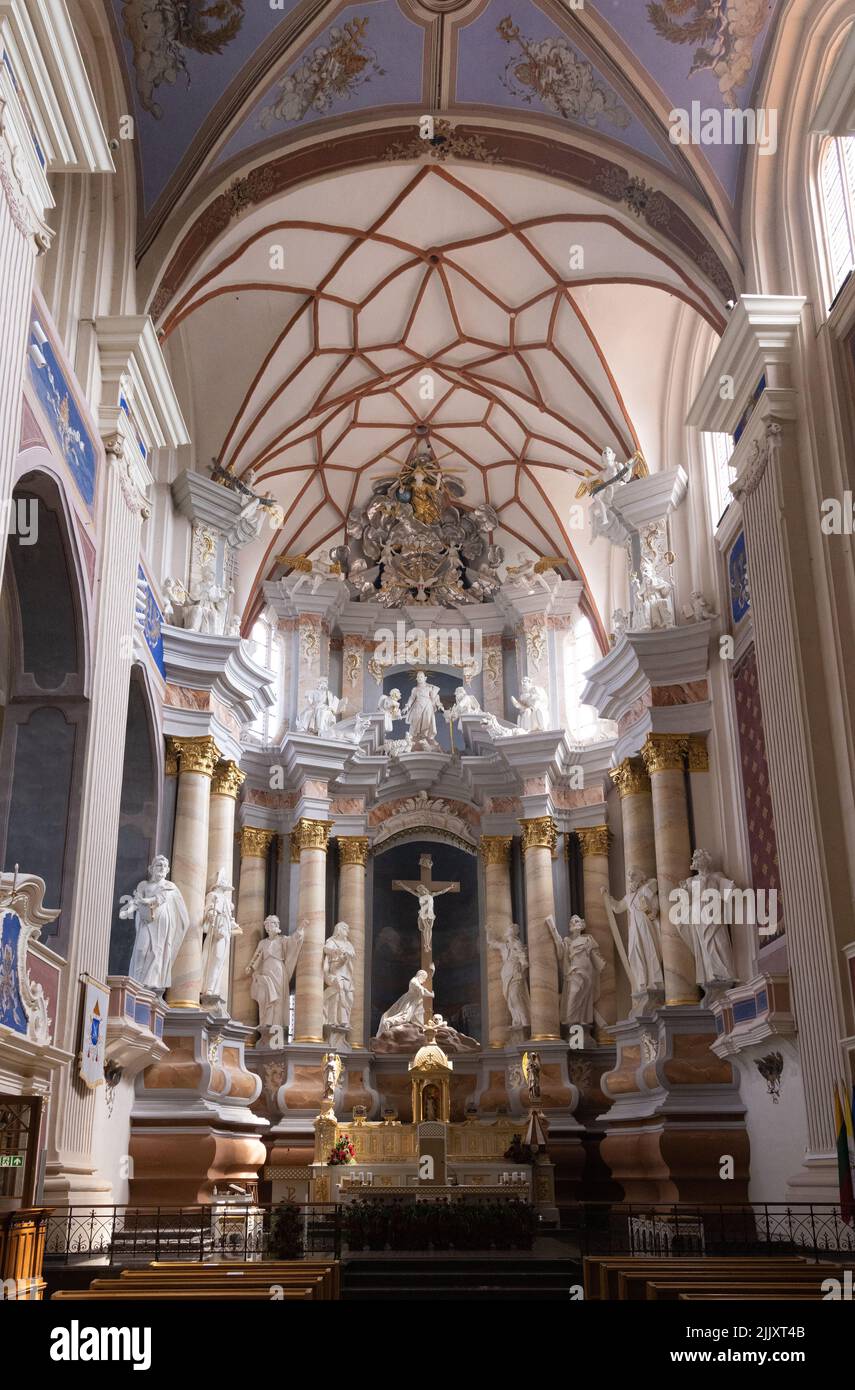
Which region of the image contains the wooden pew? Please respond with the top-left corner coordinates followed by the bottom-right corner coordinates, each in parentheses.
top-left (52, 1288), bottom-right (310, 1301)
top-left (147, 1259), bottom-right (341, 1299)
top-left (680, 1291), bottom-right (825, 1301)
top-left (647, 1279), bottom-right (834, 1301)
top-left (109, 1272), bottom-right (326, 1299)
top-left (584, 1255), bottom-right (814, 1301)
top-left (618, 1260), bottom-right (845, 1301)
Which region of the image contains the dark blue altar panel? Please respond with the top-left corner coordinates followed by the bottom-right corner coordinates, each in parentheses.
top-left (383, 671), bottom-right (460, 754)
top-left (371, 840), bottom-right (481, 1040)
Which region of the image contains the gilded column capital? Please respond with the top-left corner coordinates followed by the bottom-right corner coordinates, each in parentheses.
top-left (480, 835), bottom-right (513, 866)
top-left (212, 760), bottom-right (246, 799)
top-left (640, 734), bottom-right (688, 775)
top-left (239, 826), bottom-right (276, 859)
top-left (519, 816), bottom-right (557, 854)
top-left (172, 735), bottom-right (221, 779)
top-left (686, 735), bottom-right (710, 772)
top-left (290, 830), bottom-right (301, 863)
top-left (293, 817), bottom-right (333, 854)
top-left (337, 836), bottom-right (370, 867)
top-left (609, 758), bottom-right (650, 798)
top-left (165, 737), bottom-right (179, 777)
top-left (575, 825), bottom-right (611, 859)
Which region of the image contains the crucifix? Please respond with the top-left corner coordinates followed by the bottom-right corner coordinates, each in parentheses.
top-left (392, 853), bottom-right (460, 977)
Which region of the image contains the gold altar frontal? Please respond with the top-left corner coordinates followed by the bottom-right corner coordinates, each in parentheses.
top-left (309, 1114), bottom-right (534, 1203)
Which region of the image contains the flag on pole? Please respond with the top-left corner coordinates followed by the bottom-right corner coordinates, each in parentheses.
top-left (834, 1080), bottom-right (855, 1226)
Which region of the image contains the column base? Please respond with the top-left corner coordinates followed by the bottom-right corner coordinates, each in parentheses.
top-left (129, 1008), bottom-right (268, 1205)
top-left (785, 1154), bottom-right (841, 1205)
top-left (599, 1006), bottom-right (749, 1203)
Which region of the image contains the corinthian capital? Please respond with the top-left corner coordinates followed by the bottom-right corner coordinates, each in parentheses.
top-left (575, 825), bottom-right (610, 859)
top-left (337, 836), bottom-right (370, 866)
top-left (293, 818), bottom-right (333, 854)
top-left (239, 826), bottom-right (276, 859)
top-left (519, 816), bottom-right (557, 854)
top-left (480, 835), bottom-right (513, 866)
top-left (172, 735), bottom-right (220, 778)
top-left (640, 734), bottom-right (687, 775)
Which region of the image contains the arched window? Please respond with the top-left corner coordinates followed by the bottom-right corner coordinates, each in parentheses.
top-left (248, 615), bottom-right (283, 745)
top-left (564, 614), bottom-right (605, 742)
top-left (705, 430), bottom-right (735, 528)
top-left (819, 136), bottom-right (855, 304)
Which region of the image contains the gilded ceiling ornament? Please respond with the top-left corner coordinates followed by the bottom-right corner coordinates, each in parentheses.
top-left (292, 818), bottom-right (333, 853)
top-left (120, 0), bottom-right (246, 119)
top-left (171, 735), bottom-right (220, 778)
top-left (484, 645), bottom-right (502, 689)
top-left (525, 621), bottom-right (545, 666)
top-left (640, 734), bottom-right (688, 775)
top-left (239, 826), bottom-right (276, 859)
top-left (259, 19), bottom-right (384, 127)
top-left (212, 760), bottom-right (246, 798)
top-left (519, 816), bottom-right (557, 854)
top-left (575, 825), bottom-right (610, 859)
top-left (646, 0), bottom-right (771, 108)
top-left (344, 647), bottom-right (362, 686)
top-left (479, 835), bottom-right (513, 866)
top-left (609, 759), bottom-right (650, 798)
top-left (337, 836), bottom-right (370, 866)
top-left (199, 167), bottom-right (276, 238)
top-left (383, 118), bottom-right (498, 165)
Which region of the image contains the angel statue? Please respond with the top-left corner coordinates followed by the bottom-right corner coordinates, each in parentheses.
top-left (504, 550), bottom-right (556, 595)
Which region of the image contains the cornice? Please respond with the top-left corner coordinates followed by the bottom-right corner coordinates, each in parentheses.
top-left (686, 294), bottom-right (806, 436)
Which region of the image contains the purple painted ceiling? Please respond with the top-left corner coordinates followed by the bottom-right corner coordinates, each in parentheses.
top-left (110, 0), bottom-right (782, 226)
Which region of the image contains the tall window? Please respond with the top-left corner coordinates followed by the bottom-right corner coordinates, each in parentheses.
top-left (248, 615), bottom-right (283, 745)
top-left (820, 136), bottom-right (855, 304)
top-left (564, 614), bottom-right (606, 742)
top-left (705, 430), bottom-right (735, 528)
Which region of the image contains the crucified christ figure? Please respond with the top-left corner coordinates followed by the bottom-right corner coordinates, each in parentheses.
top-left (397, 881), bottom-right (456, 955)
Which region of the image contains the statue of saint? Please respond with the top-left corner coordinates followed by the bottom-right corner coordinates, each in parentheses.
top-left (602, 869), bottom-right (664, 1001)
top-left (377, 969), bottom-right (435, 1037)
top-left (323, 921), bottom-right (356, 1038)
top-left (632, 557), bottom-right (673, 630)
top-left (546, 914), bottom-right (606, 1027)
top-left (247, 916), bottom-right (305, 1032)
top-left (200, 868), bottom-right (241, 1003)
top-left (675, 848), bottom-right (737, 988)
top-left (296, 676), bottom-right (346, 737)
top-left (511, 675), bottom-right (550, 732)
top-left (402, 671), bottom-right (443, 751)
top-left (120, 855), bottom-right (190, 994)
top-left (487, 922), bottom-right (531, 1032)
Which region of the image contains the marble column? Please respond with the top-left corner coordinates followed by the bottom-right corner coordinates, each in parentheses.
top-left (609, 757), bottom-right (657, 885)
top-left (47, 439), bottom-right (150, 1201)
top-left (640, 734), bottom-right (698, 1007)
top-left (337, 837), bottom-right (369, 1048)
top-left (167, 735), bottom-right (220, 1007)
top-left (0, 121), bottom-right (42, 582)
top-left (233, 827), bottom-right (276, 1026)
top-left (480, 836), bottom-right (514, 1047)
top-left (293, 817), bottom-right (333, 1043)
top-left (575, 825), bottom-right (615, 1029)
top-left (208, 760), bottom-right (245, 890)
top-left (520, 816), bottom-right (560, 1040)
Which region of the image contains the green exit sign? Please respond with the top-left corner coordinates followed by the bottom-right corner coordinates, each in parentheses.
top-left (0, 1155), bottom-right (23, 1168)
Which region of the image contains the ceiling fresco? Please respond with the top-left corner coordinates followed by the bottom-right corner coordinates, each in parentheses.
top-left (111, 0), bottom-right (782, 232)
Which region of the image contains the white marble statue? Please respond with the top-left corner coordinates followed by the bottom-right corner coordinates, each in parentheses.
top-left (120, 855), bottom-right (190, 994)
top-left (589, 447), bottom-right (629, 543)
top-left (480, 711), bottom-right (522, 739)
top-left (611, 607), bottom-right (629, 642)
top-left (602, 869), bottom-right (664, 1003)
top-left (186, 565), bottom-right (233, 635)
top-left (396, 881), bottom-right (456, 955)
top-left (487, 922), bottom-right (531, 1032)
top-left (632, 557), bottom-right (673, 630)
top-left (323, 921), bottom-right (356, 1040)
top-left (402, 671), bottom-right (443, 751)
top-left (331, 713), bottom-right (370, 747)
top-left (247, 915), bottom-right (305, 1033)
top-left (162, 576), bottom-right (191, 625)
top-left (511, 675), bottom-right (550, 732)
top-left (524, 1049), bottom-right (542, 1105)
top-left (385, 732), bottom-right (413, 757)
top-left (546, 913), bottom-right (606, 1028)
top-left (675, 848), bottom-right (737, 989)
top-left (505, 550), bottom-right (553, 594)
top-left (288, 548), bottom-right (341, 596)
top-left (200, 868), bottom-right (242, 1004)
top-left (445, 686), bottom-right (482, 730)
top-left (322, 1052), bottom-right (342, 1102)
top-left (296, 676), bottom-right (347, 737)
top-left (378, 688), bottom-right (402, 733)
top-left (682, 590), bottom-right (718, 623)
top-left (377, 968), bottom-right (435, 1036)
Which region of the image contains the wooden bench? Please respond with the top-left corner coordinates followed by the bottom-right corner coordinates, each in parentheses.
top-left (147, 1259), bottom-right (341, 1299)
top-left (617, 1260), bottom-right (844, 1301)
top-left (52, 1288), bottom-right (311, 1301)
top-left (647, 1279), bottom-right (835, 1301)
top-left (110, 1272), bottom-right (326, 1300)
top-left (584, 1255), bottom-right (814, 1301)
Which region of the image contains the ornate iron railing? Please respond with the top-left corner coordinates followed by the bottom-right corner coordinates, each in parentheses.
top-left (563, 1203), bottom-right (855, 1258)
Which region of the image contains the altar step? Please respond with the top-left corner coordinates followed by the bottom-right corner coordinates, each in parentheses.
top-left (342, 1257), bottom-right (581, 1300)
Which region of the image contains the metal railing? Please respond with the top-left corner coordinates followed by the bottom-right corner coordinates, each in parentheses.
top-left (41, 1200), bottom-right (855, 1265)
top-left (562, 1203), bottom-right (855, 1259)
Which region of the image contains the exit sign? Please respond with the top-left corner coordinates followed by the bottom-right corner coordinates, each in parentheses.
top-left (0, 1155), bottom-right (23, 1168)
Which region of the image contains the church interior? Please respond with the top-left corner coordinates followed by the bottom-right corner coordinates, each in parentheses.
top-left (1, 0), bottom-right (855, 1315)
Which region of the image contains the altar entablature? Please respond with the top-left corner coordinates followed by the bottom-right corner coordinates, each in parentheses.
top-left (369, 792), bottom-right (480, 855)
top-left (580, 622), bottom-right (713, 763)
top-left (162, 625), bottom-right (276, 763)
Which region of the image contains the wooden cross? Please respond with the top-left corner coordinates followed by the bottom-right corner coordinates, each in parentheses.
top-left (392, 853), bottom-right (460, 977)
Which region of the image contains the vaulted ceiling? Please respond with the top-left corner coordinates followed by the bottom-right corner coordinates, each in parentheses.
top-left (106, 0), bottom-right (781, 628)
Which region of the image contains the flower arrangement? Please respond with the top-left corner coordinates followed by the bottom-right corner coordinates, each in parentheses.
top-left (328, 1134), bottom-right (356, 1165)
